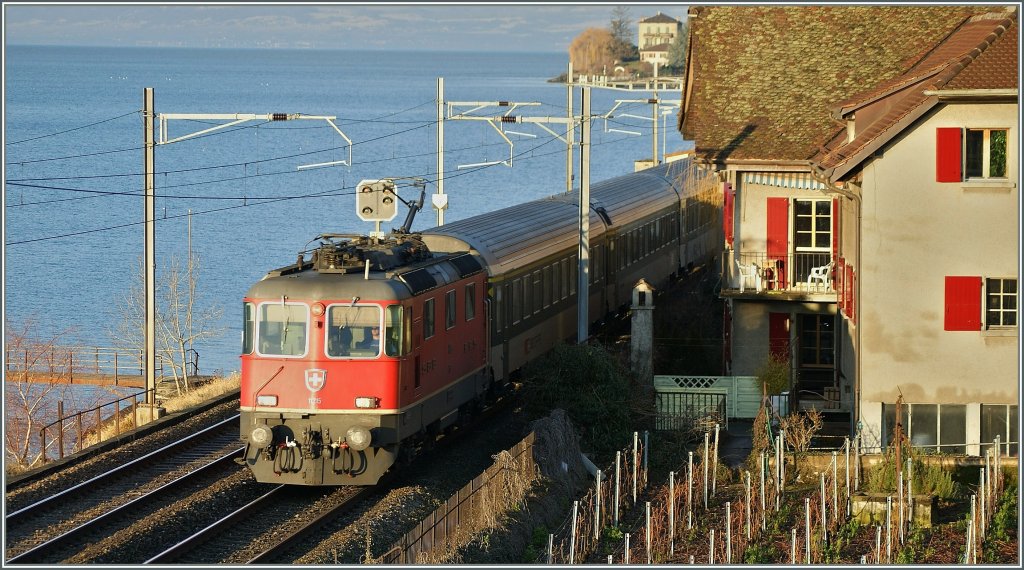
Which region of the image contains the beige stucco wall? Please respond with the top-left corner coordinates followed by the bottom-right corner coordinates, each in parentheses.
top-left (856, 102), bottom-right (1018, 450)
top-left (858, 102), bottom-right (1018, 404)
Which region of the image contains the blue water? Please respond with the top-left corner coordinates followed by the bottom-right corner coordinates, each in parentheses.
top-left (5, 46), bottom-right (684, 375)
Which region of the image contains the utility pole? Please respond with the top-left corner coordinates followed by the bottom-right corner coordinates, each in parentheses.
top-left (566, 62), bottom-right (574, 194)
top-left (577, 87), bottom-right (591, 344)
top-left (435, 77), bottom-right (447, 226)
top-left (143, 88), bottom-right (157, 406)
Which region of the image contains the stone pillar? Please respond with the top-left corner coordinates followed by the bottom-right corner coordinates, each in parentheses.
top-left (631, 279), bottom-right (656, 385)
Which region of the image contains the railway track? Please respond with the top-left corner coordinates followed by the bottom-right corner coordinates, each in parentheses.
top-left (146, 484), bottom-right (374, 564)
top-left (5, 416), bottom-right (244, 563)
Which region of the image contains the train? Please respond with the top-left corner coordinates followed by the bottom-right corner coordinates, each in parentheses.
top-left (237, 160), bottom-right (721, 485)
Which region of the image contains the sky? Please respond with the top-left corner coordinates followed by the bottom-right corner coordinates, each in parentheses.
top-left (3, 3), bottom-right (689, 52)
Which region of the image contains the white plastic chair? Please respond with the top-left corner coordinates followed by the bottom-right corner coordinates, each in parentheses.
top-left (807, 261), bottom-right (834, 290)
top-left (736, 260), bottom-right (762, 293)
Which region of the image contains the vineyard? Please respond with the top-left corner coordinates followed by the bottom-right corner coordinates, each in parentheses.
top-left (536, 424), bottom-right (1018, 565)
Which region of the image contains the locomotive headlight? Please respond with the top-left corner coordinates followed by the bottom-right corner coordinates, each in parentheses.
top-left (250, 424), bottom-right (274, 446)
top-left (345, 426), bottom-right (372, 451)
top-left (354, 396), bottom-right (380, 409)
top-left (311, 302), bottom-right (325, 317)
top-left (256, 395), bottom-right (278, 406)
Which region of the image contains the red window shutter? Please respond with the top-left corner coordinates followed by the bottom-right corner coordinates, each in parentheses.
top-left (944, 276), bottom-right (982, 331)
top-left (850, 268), bottom-right (856, 325)
top-left (836, 257), bottom-right (846, 313)
top-left (844, 264), bottom-right (854, 318)
top-left (723, 182), bottom-right (734, 247)
top-left (936, 128), bottom-right (962, 182)
top-left (769, 312), bottom-right (790, 360)
top-left (766, 197), bottom-right (789, 288)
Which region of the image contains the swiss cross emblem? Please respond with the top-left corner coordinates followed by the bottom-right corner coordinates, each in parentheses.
top-left (304, 369), bottom-right (327, 392)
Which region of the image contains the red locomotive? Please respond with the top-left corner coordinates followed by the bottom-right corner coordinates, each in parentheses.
top-left (238, 162), bottom-right (717, 485)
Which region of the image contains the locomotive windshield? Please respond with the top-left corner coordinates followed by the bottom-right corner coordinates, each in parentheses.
top-left (258, 303), bottom-right (308, 356)
top-left (327, 305), bottom-right (382, 357)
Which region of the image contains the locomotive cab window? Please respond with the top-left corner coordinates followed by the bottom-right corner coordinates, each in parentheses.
top-left (445, 290), bottom-right (457, 330)
top-left (326, 304), bottom-right (382, 358)
top-left (257, 303), bottom-right (308, 357)
top-left (385, 305), bottom-right (404, 357)
top-left (242, 302), bottom-right (255, 354)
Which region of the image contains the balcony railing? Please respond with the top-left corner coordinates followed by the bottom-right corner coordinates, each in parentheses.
top-left (724, 250), bottom-right (836, 295)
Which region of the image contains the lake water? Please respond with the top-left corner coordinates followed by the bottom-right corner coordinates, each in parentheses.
top-left (5, 46), bottom-right (685, 375)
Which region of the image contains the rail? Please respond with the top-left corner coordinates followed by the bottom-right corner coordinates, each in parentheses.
top-left (5, 344), bottom-right (165, 384)
top-left (38, 388), bottom-right (157, 464)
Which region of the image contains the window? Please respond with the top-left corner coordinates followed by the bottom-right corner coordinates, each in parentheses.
top-left (986, 278), bottom-right (1017, 328)
top-left (424, 298), bottom-right (435, 339)
top-left (981, 404), bottom-right (1019, 456)
top-left (966, 129), bottom-right (1007, 179)
top-left (242, 302), bottom-right (255, 354)
top-left (794, 199), bottom-right (831, 250)
top-left (543, 266), bottom-right (552, 308)
top-left (326, 304), bottom-right (381, 357)
top-left (533, 270), bottom-right (542, 314)
top-left (512, 278), bottom-right (522, 324)
top-left (883, 402), bottom-right (967, 454)
top-left (258, 303), bottom-right (308, 356)
top-left (445, 290), bottom-right (456, 330)
top-left (465, 283), bottom-right (476, 321)
top-left (385, 305), bottom-right (403, 357)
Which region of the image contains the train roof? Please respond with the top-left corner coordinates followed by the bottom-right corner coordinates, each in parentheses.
top-left (420, 162), bottom-right (688, 275)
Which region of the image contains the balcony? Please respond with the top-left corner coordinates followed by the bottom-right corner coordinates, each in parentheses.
top-left (722, 250), bottom-right (837, 302)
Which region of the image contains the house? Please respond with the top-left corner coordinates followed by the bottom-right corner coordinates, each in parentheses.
top-left (679, 5), bottom-right (1018, 455)
top-left (638, 12), bottom-right (682, 68)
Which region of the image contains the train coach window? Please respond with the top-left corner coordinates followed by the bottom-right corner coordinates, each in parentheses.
top-left (424, 298), bottom-right (436, 339)
top-left (445, 290), bottom-right (457, 330)
top-left (258, 303), bottom-right (308, 357)
top-left (385, 305), bottom-right (404, 357)
top-left (243, 303), bottom-right (255, 354)
top-left (465, 284), bottom-right (476, 321)
top-left (326, 304), bottom-right (382, 358)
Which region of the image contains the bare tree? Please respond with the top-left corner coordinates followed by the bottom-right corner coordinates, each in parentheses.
top-left (780, 408), bottom-right (824, 481)
top-left (3, 318), bottom-right (101, 470)
top-left (110, 250), bottom-right (223, 397)
top-left (666, 20), bottom-right (689, 73)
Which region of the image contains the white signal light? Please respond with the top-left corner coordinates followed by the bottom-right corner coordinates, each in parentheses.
top-left (354, 396), bottom-right (380, 409)
top-left (346, 426), bottom-right (372, 451)
top-left (256, 395), bottom-right (278, 406)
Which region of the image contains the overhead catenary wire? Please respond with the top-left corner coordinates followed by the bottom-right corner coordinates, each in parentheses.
top-left (5, 110), bottom-right (140, 146)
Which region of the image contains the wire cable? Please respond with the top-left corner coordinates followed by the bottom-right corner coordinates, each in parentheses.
top-left (5, 110), bottom-right (140, 146)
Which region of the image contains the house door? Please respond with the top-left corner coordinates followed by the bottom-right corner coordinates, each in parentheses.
top-left (797, 313), bottom-right (835, 394)
top-left (766, 197), bottom-right (789, 288)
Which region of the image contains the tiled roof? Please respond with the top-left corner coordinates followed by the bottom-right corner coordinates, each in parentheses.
top-left (641, 43), bottom-right (671, 53)
top-left (680, 5), bottom-right (997, 164)
top-left (814, 11), bottom-right (1017, 177)
top-left (641, 12), bottom-right (680, 24)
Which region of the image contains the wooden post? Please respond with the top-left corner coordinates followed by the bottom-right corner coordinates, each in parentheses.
top-left (804, 497), bottom-right (811, 564)
top-left (820, 474), bottom-right (827, 545)
top-left (709, 528), bottom-right (715, 565)
top-left (760, 452), bottom-right (766, 531)
top-left (645, 501), bottom-right (652, 564)
top-left (115, 399), bottom-right (121, 437)
top-left (633, 432), bottom-right (639, 505)
top-left (886, 496), bottom-right (892, 563)
top-left (791, 527), bottom-right (797, 564)
top-left (594, 470), bottom-right (602, 542)
top-left (57, 401), bottom-right (65, 460)
top-left (76, 413), bottom-right (84, 453)
top-left (95, 407), bottom-right (102, 444)
top-left (569, 500), bottom-right (578, 564)
top-left (725, 501), bottom-right (731, 563)
top-left (38, 428), bottom-right (47, 464)
top-left (979, 468), bottom-right (986, 538)
top-left (624, 533), bottom-right (631, 565)
top-left (69, 351), bottom-right (74, 383)
top-left (845, 437), bottom-right (851, 516)
top-left (687, 451), bottom-right (693, 529)
top-left (547, 534), bottom-right (553, 564)
top-left (114, 351), bottom-right (119, 386)
top-left (874, 524), bottom-right (881, 563)
top-left (669, 471), bottom-right (675, 555)
top-left (703, 432), bottom-right (710, 509)
top-left (745, 471), bottom-right (751, 540)
top-left (712, 423), bottom-right (720, 496)
top-left (832, 451), bottom-right (838, 516)
top-left (898, 470), bottom-right (905, 544)
top-left (614, 451), bottom-right (621, 527)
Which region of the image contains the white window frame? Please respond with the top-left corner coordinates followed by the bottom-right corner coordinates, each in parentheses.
top-left (984, 277), bottom-right (1017, 329)
top-left (255, 301), bottom-right (310, 358)
top-left (965, 128), bottom-right (1009, 179)
top-left (793, 198), bottom-right (832, 252)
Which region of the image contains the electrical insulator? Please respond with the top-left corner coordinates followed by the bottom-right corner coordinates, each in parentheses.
top-left (272, 113), bottom-right (288, 121)
top-left (501, 116), bottom-right (517, 123)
